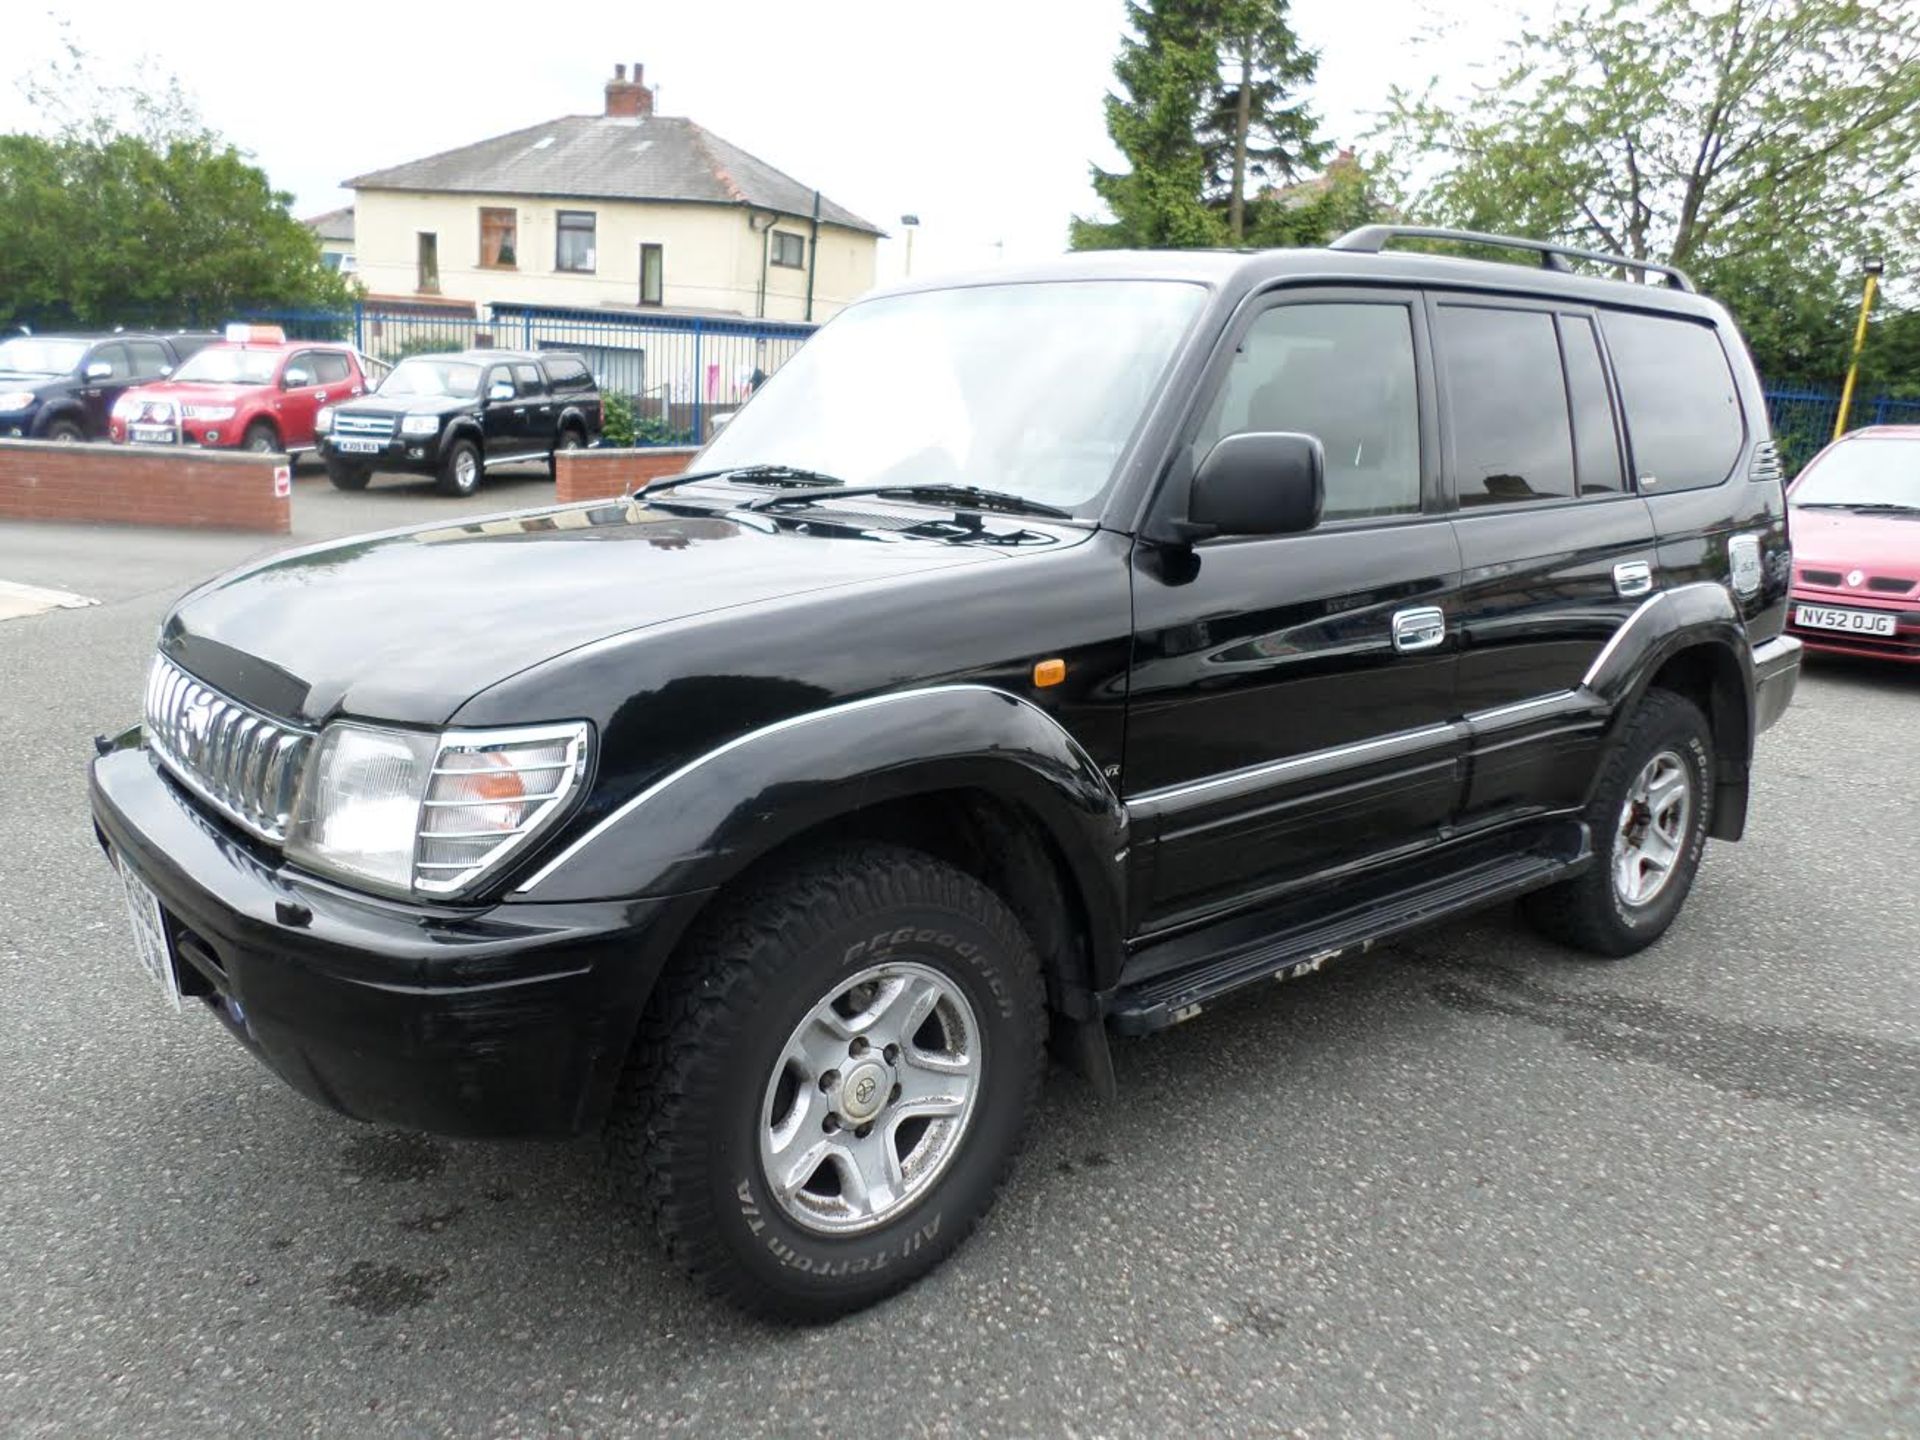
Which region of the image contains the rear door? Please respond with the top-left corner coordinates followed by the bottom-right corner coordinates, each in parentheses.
top-left (308, 350), bottom-right (358, 414)
top-left (1429, 294), bottom-right (1658, 830)
top-left (513, 362), bottom-right (554, 453)
top-left (1126, 287), bottom-right (1463, 933)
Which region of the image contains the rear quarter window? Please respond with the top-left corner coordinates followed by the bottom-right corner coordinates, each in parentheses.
top-left (1600, 311), bottom-right (1744, 493)
top-left (543, 357), bottom-right (592, 392)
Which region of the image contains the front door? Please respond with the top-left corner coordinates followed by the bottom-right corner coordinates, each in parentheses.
top-left (76, 341), bottom-right (132, 437)
top-left (1126, 289), bottom-right (1463, 934)
top-left (1427, 295), bottom-right (1660, 829)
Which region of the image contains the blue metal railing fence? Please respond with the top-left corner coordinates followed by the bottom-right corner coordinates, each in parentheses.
top-left (1762, 385), bottom-right (1920, 478)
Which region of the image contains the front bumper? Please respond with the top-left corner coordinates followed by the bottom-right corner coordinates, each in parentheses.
top-left (1785, 590), bottom-right (1920, 663)
top-left (89, 739), bottom-right (708, 1137)
top-left (317, 430), bottom-right (444, 473)
top-left (1752, 633), bottom-right (1802, 733)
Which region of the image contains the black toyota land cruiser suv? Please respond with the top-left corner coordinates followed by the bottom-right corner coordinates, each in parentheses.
top-left (315, 348), bottom-right (602, 496)
top-left (91, 228), bottom-right (1801, 1320)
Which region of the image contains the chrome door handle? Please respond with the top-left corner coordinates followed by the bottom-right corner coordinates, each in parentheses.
top-left (1613, 561), bottom-right (1654, 599)
top-left (1391, 606), bottom-right (1447, 653)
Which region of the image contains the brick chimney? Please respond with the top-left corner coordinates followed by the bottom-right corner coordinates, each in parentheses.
top-left (605, 62), bottom-right (653, 118)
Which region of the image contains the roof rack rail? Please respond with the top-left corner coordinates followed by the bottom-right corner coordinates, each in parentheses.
top-left (1328, 225), bottom-right (1695, 293)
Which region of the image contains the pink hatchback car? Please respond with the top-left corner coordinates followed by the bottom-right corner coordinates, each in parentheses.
top-left (1785, 426), bottom-right (1920, 662)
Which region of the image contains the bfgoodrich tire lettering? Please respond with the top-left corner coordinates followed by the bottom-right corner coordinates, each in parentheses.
top-left (608, 842), bottom-right (1046, 1321)
top-left (1522, 688), bottom-right (1714, 957)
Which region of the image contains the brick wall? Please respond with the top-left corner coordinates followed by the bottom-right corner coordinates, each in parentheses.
top-left (554, 447), bottom-right (701, 504)
top-left (0, 440), bottom-right (291, 533)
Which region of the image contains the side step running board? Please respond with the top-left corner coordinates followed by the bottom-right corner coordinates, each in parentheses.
top-left (1107, 847), bottom-right (1585, 1036)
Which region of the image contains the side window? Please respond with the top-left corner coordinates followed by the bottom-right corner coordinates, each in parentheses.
top-left (311, 352), bottom-right (350, 384)
top-left (127, 340), bottom-right (170, 377)
top-left (1437, 305), bottom-right (1574, 507)
top-left (1195, 301), bottom-right (1422, 521)
top-left (1558, 316), bottom-right (1624, 495)
top-left (90, 343), bottom-right (131, 380)
top-left (1599, 311), bottom-right (1743, 492)
top-left (486, 366), bottom-right (513, 399)
top-left (544, 357), bottom-right (590, 392)
top-left (284, 352), bottom-right (321, 387)
top-left (513, 363), bottom-right (545, 397)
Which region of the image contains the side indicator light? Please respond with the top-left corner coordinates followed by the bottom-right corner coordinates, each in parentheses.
top-left (1032, 658), bottom-right (1067, 688)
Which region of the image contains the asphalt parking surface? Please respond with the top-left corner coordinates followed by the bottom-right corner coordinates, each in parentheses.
top-left (1, 481), bottom-right (1915, 1436)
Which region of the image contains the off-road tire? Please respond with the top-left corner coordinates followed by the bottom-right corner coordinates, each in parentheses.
top-left (548, 424), bottom-right (585, 481)
top-left (608, 842), bottom-right (1047, 1321)
top-left (325, 459), bottom-right (372, 491)
top-left (44, 417), bottom-right (84, 443)
top-left (1522, 688), bottom-right (1714, 957)
top-left (241, 420), bottom-right (280, 454)
top-left (436, 437), bottom-right (481, 497)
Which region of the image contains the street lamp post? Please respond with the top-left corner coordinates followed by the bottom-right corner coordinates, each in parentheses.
top-left (1833, 256), bottom-right (1885, 442)
top-left (900, 214), bottom-right (920, 277)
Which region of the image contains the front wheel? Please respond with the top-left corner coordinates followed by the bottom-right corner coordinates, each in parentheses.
top-left (609, 843), bottom-right (1047, 1321)
top-left (435, 437), bottom-right (481, 497)
top-left (241, 420), bottom-right (280, 454)
top-left (325, 458), bottom-right (372, 491)
top-left (44, 418), bottom-right (84, 443)
top-left (1522, 689), bottom-right (1714, 957)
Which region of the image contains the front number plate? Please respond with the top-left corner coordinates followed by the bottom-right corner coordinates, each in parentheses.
top-left (128, 425), bottom-right (176, 444)
top-left (333, 438), bottom-right (382, 454)
top-left (1795, 604), bottom-right (1896, 637)
top-left (115, 855), bottom-right (182, 1011)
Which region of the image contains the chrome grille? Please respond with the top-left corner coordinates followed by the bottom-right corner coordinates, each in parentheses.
top-left (332, 411), bottom-right (396, 438)
top-left (1748, 439), bottom-right (1783, 486)
top-left (143, 656), bottom-right (314, 843)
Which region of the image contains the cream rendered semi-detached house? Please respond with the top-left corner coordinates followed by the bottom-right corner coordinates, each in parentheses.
top-left (345, 63), bottom-right (883, 323)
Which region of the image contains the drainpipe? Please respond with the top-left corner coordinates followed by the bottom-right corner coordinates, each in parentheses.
top-left (805, 189), bottom-right (821, 323)
top-left (749, 211), bottom-right (776, 319)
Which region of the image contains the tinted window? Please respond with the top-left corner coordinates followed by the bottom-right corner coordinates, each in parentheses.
top-left (543, 356), bottom-right (591, 391)
top-left (126, 340), bottom-right (170, 377)
top-left (485, 367), bottom-right (513, 398)
top-left (1559, 317), bottom-right (1623, 494)
top-left (1438, 305), bottom-right (1574, 507)
top-left (1600, 311), bottom-right (1743, 492)
top-left (1196, 301), bottom-right (1421, 520)
top-left (90, 343), bottom-right (131, 381)
top-left (311, 352), bottom-right (350, 384)
top-left (513, 363), bottom-right (545, 396)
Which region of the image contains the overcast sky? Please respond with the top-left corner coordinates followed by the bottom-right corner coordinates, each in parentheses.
top-left (2, 0), bottom-right (1533, 283)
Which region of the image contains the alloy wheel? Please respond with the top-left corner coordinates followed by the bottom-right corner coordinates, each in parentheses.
top-left (1613, 749), bottom-right (1692, 906)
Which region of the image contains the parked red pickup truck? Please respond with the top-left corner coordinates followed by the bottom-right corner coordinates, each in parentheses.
top-left (110, 326), bottom-right (376, 455)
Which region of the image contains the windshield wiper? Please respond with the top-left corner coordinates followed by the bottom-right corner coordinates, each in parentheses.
top-left (1796, 500), bottom-right (1920, 514)
top-left (637, 463), bottom-right (848, 499)
top-left (746, 482), bottom-right (1074, 520)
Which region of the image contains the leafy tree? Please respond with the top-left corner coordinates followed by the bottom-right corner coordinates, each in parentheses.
top-left (1380, 0), bottom-right (1920, 382)
top-left (1201, 1), bottom-right (1325, 240)
top-left (0, 29), bottom-right (352, 330)
top-left (1072, 0), bottom-right (1227, 249)
top-left (1245, 147), bottom-right (1395, 248)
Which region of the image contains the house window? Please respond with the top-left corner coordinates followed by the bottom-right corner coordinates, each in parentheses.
top-left (479, 207), bottom-right (518, 269)
top-left (771, 230), bottom-right (806, 268)
top-left (640, 243), bottom-right (663, 306)
top-left (557, 210), bottom-right (597, 273)
top-left (416, 232), bottom-right (439, 293)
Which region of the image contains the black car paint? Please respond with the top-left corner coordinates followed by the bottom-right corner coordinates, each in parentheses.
top-left (0, 333), bottom-right (199, 441)
top-left (91, 243), bottom-right (1801, 1137)
top-left (314, 350), bottom-right (600, 478)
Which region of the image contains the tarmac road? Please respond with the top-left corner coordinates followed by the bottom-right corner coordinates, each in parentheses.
top-left (1, 480), bottom-right (1914, 1436)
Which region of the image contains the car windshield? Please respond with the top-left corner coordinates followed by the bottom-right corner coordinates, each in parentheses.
top-left (172, 347), bottom-right (281, 385)
top-left (381, 358), bottom-right (482, 397)
top-left (694, 280), bottom-right (1208, 512)
top-left (0, 337), bottom-right (87, 375)
top-left (1792, 438), bottom-right (1920, 511)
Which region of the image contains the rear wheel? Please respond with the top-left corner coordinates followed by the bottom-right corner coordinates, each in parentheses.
top-left (1522, 689), bottom-right (1714, 957)
top-left (548, 424), bottom-right (584, 481)
top-left (435, 437), bottom-right (481, 497)
top-left (241, 420), bottom-right (280, 454)
top-left (608, 843), bottom-right (1047, 1321)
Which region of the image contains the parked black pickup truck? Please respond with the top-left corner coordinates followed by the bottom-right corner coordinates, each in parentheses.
top-left (0, 330), bottom-right (214, 442)
top-left (90, 227), bottom-right (1800, 1320)
top-left (315, 349), bottom-right (602, 495)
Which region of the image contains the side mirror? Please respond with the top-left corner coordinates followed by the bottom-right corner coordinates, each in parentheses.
top-left (488, 380), bottom-right (515, 403)
top-left (1185, 431), bottom-right (1325, 538)
top-left (84, 361), bottom-right (112, 381)
top-left (283, 368), bottom-right (311, 388)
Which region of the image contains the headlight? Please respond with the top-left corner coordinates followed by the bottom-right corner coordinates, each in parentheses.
top-left (315, 406), bottom-right (335, 433)
top-left (182, 405), bottom-right (236, 421)
top-left (0, 391), bottom-right (36, 412)
top-left (111, 394), bottom-right (142, 419)
top-left (400, 413), bottom-right (441, 436)
top-left (286, 720), bottom-right (590, 898)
